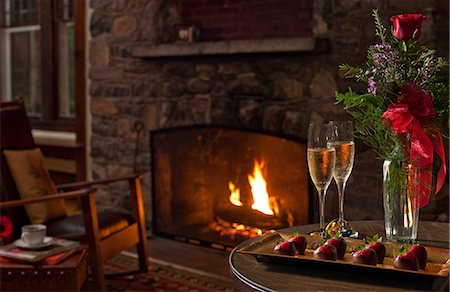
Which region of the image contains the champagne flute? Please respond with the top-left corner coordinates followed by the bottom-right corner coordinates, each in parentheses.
top-left (307, 122), bottom-right (336, 236)
top-left (329, 121), bottom-right (355, 236)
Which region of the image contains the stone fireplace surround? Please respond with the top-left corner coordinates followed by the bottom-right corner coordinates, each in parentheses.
top-left (89, 0), bottom-right (449, 232)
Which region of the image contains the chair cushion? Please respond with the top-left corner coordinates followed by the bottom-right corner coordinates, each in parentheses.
top-left (46, 206), bottom-right (135, 242)
top-left (3, 148), bottom-right (67, 224)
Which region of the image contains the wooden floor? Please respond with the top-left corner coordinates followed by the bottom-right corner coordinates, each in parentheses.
top-left (132, 235), bottom-right (232, 278)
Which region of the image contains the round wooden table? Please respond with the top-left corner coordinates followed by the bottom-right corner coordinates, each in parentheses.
top-left (229, 221), bottom-right (449, 291)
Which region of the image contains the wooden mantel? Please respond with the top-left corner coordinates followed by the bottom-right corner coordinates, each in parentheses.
top-left (131, 37), bottom-right (316, 58)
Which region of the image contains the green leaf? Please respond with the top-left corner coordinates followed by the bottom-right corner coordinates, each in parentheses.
top-left (365, 234), bottom-right (383, 244)
top-left (372, 9), bottom-right (386, 43)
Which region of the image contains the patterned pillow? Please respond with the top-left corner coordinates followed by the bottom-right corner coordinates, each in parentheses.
top-left (3, 148), bottom-right (67, 224)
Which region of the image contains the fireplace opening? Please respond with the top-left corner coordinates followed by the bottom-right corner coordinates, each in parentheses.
top-left (150, 125), bottom-right (313, 250)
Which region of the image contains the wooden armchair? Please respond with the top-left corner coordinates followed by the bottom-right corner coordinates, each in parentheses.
top-left (0, 98), bottom-right (148, 291)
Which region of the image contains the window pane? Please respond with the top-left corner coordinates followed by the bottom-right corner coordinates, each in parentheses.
top-left (58, 21), bottom-right (75, 118)
top-left (6, 27), bottom-right (42, 115)
top-left (2, 0), bottom-right (39, 27)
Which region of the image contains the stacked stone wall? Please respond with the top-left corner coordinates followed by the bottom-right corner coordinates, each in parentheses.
top-left (89, 0), bottom-right (449, 225)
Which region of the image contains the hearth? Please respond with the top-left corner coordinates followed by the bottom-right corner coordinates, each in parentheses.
top-left (150, 125), bottom-right (312, 249)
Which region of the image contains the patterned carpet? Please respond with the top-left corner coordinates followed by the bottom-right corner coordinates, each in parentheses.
top-left (105, 251), bottom-right (236, 291)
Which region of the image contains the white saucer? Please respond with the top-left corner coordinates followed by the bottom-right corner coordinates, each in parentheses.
top-left (14, 237), bottom-right (54, 250)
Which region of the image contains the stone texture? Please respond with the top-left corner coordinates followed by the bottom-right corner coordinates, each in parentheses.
top-left (273, 79), bottom-right (304, 100)
top-left (142, 104), bottom-right (158, 130)
top-left (91, 99), bottom-right (119, 118)
top-left (282, 110), bottom-right (310, 138)
top-left (226, 77), bottom-right (269, 96)
top-left (218, 62), bottom-right (252, 76)
top-left (263, 106), bottom-right (284, 132)
top-left (90, 82), bottom-right (103, 97)
top-left (104, 84), bottom-right (130, 97)
top-left (90, 12), bottom-right (112, 37)
top-left (309, 68), bottom-right (338, 100)
top-left (88, 0), bottom-right (449, 223)
top-left (90, 0), bottom-right (127, 12)
top-left (112, 15), bottom-right (138, 38)
top-left (195, 64), bottom-right (216, 77)
top-left (90, 37), bottom-right (110, 68)
top-left (239, 100), bottom-right (262, 127)
top-left (132, 80), bottom-right (159, 97)
top-left (162, 80), bottom-right (185, 97)
top-left (90, 68), bottom-right (123, 80)
top-left (187, 78), bottom-right (211, 93)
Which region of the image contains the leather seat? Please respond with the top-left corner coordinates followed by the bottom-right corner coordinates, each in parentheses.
top-left (47, 207), bottom-right (134, 241)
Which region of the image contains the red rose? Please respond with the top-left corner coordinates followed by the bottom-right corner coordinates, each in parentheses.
top-left (0, 216), bottom-right (13, 241)
top-left (390, 14), bottom-right (426, 41)
top-left (398, 81), bottom-right (436, 119)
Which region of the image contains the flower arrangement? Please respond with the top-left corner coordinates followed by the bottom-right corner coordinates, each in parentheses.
top-left (0, 215), bottom-right (13, 243)
top-left (335, 10), bottom-right (448, 209)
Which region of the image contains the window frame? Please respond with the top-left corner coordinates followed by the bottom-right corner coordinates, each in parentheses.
top-left (0, 0), bottom-right (84, 132)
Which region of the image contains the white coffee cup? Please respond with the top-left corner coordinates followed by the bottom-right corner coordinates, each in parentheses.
top-left (21, 224), bottom-right (47, 246)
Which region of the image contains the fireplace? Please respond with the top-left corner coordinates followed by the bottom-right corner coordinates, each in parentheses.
top-left (150, 125), bottom-right (313, 249)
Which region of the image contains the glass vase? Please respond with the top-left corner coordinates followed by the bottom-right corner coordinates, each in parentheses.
top-left (383, 160), bottom-right (419, 242)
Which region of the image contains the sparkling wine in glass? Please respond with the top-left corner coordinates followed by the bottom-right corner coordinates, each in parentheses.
top-left (329, 121), bottom-right (355, 236)
top-left (307, 122), bottom-right (335, 236)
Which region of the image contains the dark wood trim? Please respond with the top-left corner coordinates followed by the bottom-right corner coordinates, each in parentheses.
top-left (39, 0), bottom-right (58, 121)
top-left (56, 174), bottom-right (145, 191)
top-left (74, 0), bottom-right (86, 181)
top-left (129, 176), bottom-right (150, 272)
top-left (0, 188), bottom-right (92, 209)
top-left (29, 116), bottom-right (75, 131)
top-left (31, 0), bottom-right (86, 180)
top-left (80, 190), bottom-right (105, 291)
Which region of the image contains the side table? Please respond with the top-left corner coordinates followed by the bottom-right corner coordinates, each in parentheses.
top-left (0, 248), bottom-right (88, 291)
top-left (229, 221), bottom-right (449, 291)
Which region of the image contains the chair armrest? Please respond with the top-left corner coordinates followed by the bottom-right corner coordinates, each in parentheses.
top-left (56, 174), bottom-right (144, 191)
top-left (0, 188), bottom-right (94, 209)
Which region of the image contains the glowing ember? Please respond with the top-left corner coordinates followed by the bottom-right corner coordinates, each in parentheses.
top-left (228, 182), bottom-right (243, 206)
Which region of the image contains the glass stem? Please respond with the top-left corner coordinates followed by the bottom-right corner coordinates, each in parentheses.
top-left (337, 180), bottom-right (346, 228)
top-left (318, 189), bottom-right (326, 233)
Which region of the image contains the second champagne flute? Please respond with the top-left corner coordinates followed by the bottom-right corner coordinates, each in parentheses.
top-left (329, 121), bottom-right (355, 236)
top-left (307, 122), bottom-right (335, 236)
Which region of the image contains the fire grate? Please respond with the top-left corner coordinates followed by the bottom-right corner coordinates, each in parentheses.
top-left (150, 125), bottom-right (313, 250)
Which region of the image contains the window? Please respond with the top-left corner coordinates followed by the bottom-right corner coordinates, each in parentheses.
top-left (1, 0), bottom-right (78, 131)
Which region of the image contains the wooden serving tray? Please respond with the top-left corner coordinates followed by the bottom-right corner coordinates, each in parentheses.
top-left (236, 231), bottom-right (450, 280)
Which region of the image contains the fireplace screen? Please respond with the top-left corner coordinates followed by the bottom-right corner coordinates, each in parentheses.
top-left (150, 125), bottom-right (312, 249)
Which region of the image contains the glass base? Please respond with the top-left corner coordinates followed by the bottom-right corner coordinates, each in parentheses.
top-left (340, 226), bottom-right (360, 238)
top-left (325, 218), bottom-right (363, 239)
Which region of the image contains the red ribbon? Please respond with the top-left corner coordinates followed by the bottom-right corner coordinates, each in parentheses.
top-left (381, 82), bottom-right (446, 209)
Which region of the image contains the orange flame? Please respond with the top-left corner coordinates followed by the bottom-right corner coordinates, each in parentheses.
top-left (248, 160), bottom-right (274, 215)
top-left (228, 182), bottom-right (243, 206)
top-left (228, 160), bottom-right (274, 215)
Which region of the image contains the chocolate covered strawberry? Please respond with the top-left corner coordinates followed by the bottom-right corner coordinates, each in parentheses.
top-left (326, 237), bottom-right (346, 259)
top-left (394, 252), bottom-right (419, 271)
top-left (352, 248), bottom-right (378, 266)
top-left (273, 241), bottom-right (295, 256)
top-left (365, 234), bottom-right (386, 264)
top-left (367, 241), bottom-right (386, 264)
top-left (408, 245), bottom-right (427, 269)
top-left (288, 235), bottom-right (307, 255)
top-left (313, 243), bottom-right (337, 261)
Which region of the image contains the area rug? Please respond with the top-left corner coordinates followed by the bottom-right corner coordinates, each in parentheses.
top-left (105, 251), bottom-right (236, 291)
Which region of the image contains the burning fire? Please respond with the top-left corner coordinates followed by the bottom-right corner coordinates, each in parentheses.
top-left (228, 160), bottom-right (274, 215)
top-left (228, 182), bottom-right (243, 206)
